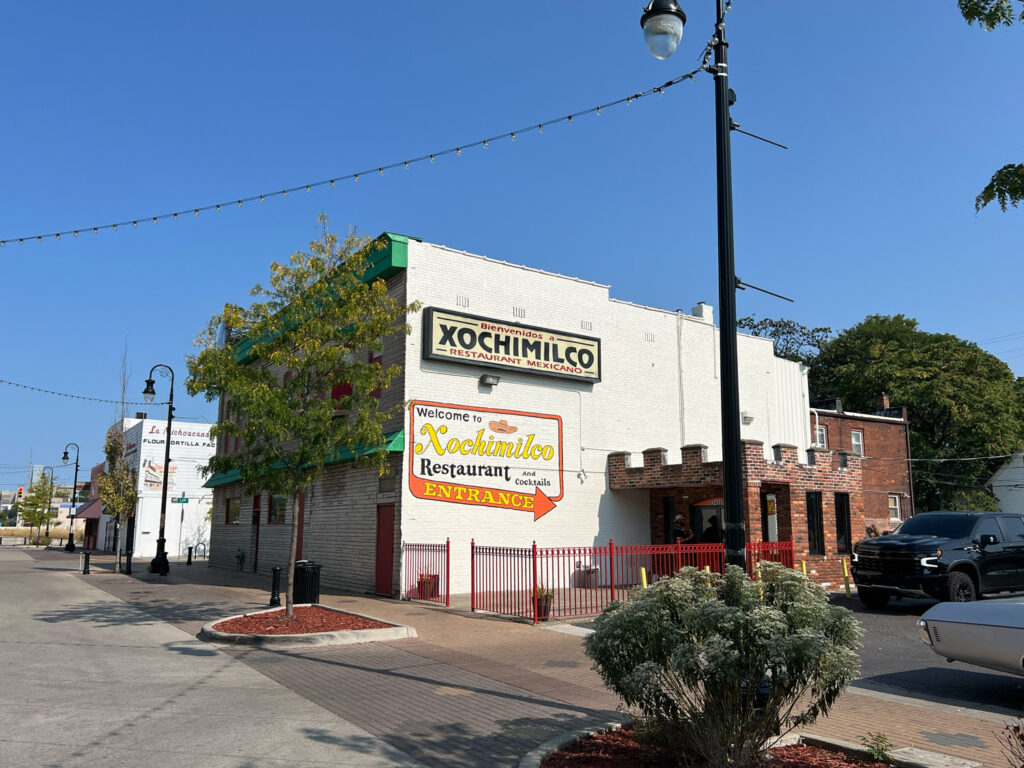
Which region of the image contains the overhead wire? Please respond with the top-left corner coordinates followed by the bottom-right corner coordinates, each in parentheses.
top-left (1, 54), bottom-right (716, 249)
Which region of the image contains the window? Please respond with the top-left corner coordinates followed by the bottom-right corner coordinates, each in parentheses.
top-left (806, 492), bottom-right (824, 555)
top-left (251, 494), bottom-right (262, 525)
top-left (835, 493), bottom-right (851, 554)
top-left (999, 516), bottom-right (1024, 543)
top-left (369, 348), bottom-right (383, 400)
top-left (268, 494), bottom-right (286, 525)
top-left (814, 425), bottom-right (827, 448)
top-left (887, 494), bottom-right (901, 520)
top-left (226, 498), bottom-right (240, 525)
top-left (850, 430), bottom-right (863, 455)
top-left (975, 517), bottom-right (1002, 543)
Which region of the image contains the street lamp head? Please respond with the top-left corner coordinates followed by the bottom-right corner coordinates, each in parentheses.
top-left (641, 0), bottom-right (686, 60)
top-left (142, 378), bottom-right (157, 403)
top-left (61, 450), bottom-right (69, 464)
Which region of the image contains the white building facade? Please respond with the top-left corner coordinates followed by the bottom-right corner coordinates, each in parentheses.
top-left (119, 416), bottom-right (216, 559)
top-left (207, 234), bottom-right (832, 594)
top-left (991, 454), bottom-right (1024, 515)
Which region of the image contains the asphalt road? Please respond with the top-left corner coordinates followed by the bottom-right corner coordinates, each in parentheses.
top-left (832, 592), bottom-right (1024, 716)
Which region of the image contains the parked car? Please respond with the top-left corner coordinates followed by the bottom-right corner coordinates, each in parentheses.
top-left (851, 511), bottom-right (1024, 608)
top-left (917, 598), bottom-right (1024, 677)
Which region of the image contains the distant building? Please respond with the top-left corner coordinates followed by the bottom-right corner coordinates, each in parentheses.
top-left (989, 454), bottom-right (1024, 515)
top-left (104, 414), bottom-right (216, 559)
top-left (810, 396), bottom-right (914, 535)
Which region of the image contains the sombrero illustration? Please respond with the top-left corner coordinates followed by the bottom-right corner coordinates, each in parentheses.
top-left (488, 419), bottom-right (518, 434)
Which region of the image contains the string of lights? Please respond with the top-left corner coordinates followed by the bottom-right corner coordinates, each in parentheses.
top-left (0, 65), bottom-right (713, 249)
top-left (0, 377), bottom-right (167, 407)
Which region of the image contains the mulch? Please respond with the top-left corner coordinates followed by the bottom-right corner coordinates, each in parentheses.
top-left (212, 605), bottom-right (394, 635)
top-left (539, 728), bottom-right (891, 767)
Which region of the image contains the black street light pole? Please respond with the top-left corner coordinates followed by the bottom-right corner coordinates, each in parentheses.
top-left (42, 466), bottom-right (55, 538)
top-left (142, 364), bottom-right (175, 576)
top-left (641, 0), bottom-right (746, 568)
top-left (62, 443), bottom-right (80, 553)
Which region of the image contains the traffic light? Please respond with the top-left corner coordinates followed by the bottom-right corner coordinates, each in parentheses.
top-left (17, 487), bottom-right (23, 501)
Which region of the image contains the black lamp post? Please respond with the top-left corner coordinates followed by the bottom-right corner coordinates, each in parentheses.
top-left (142, 364), bottom-right (175, 576)
top-left (42, 466), bottom-right (55, 537)
top-left (641, 0), bottom-right (746, 568)
top-left (62, 442), bottom-right (80, 553)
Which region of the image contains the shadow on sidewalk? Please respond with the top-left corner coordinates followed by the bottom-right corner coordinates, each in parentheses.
top-left (33, 599), bottom-right (231, 628)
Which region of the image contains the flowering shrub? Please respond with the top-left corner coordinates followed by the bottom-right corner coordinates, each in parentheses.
top-left (583, 563), bottom-right (862, 768)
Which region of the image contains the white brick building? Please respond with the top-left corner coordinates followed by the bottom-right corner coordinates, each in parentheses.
top-left (206, 233), bottom-right (818, 595)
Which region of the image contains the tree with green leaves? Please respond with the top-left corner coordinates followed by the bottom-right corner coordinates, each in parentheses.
top-left (98, 425), bottom-right (139, 570)
top-left (20, 476), bottom-right (56, 543)
top-left (810, 314), bottom-right (1024, 511)
top-left (958, 0), bottom-right (1023, 211)
top-left (187, 218), bottom-right (419, 616)
top-left (738, 316), bottom-right (831, 365)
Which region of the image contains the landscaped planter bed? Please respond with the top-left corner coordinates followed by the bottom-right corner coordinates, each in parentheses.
top-left (538, 728), bottom-right (893, 768)
top-left (200, 604), bottom-right (417, 647)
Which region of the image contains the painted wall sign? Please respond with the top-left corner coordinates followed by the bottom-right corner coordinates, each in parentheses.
top-left (408, 401), bottom-right (563, 519)
top-left (422, 307), bottom-right (601, 382)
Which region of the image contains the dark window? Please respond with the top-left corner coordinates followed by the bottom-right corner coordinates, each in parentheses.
top-left (835, 493), bottom-right (851, 554)
top-left (369, 349), bottom-right (383, 399)
top-left (975, 517), bottom-right (1002, 543)
top-left (268, 494), bottom-right (286, 525)
top-left (999, 516), bottom-right (1024, 543)
top-left (251, 494), bottom-right (261, 525)
top-left (894, 514), bottom-right (977, 539)
top-left (226, 498), bottom-right (240, 525)
top-left (806, 492), bottom-right (824, 555)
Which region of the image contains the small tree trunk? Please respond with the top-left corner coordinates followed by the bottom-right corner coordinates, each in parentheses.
top-left (113, 520), bottom-right (121, 572)
top-left (284, 486), bottom-right (300, 617)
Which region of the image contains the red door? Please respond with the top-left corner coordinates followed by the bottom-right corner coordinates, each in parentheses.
top-left (375, 504), bottom-right (395, 596)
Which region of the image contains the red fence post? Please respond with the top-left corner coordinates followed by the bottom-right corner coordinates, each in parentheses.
top-left (532, 541), bottom-right (539, 625)
top-left (445, 537), bottom-right (451, 608)
top-left (470, 539), bottom-right (476, 613)
top-left (609, 539), bottom-right (616, 603)
top-left (676, 537), bottom-right (682, 572)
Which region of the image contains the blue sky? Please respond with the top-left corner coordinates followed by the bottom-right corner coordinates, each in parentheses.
top-left (1, 1), bottom-right (1021, 488)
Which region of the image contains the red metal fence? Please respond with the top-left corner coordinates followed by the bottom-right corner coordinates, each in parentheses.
top-left (402, 539), bottom-right (450, 607)
top-left (471, 538), bottom-right (797, 623)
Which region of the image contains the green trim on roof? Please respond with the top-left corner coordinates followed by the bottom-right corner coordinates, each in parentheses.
top-left (202, 429), bottom-right (405, 489)
top-left (230, 232), bottom-right (417, 363)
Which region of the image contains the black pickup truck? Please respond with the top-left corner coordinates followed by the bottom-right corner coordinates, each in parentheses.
top-left (851, 511), bottom-right (1024, 608)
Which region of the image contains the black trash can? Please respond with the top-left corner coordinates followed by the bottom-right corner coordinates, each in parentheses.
top-left (293, 560), bottom-right (322, 604)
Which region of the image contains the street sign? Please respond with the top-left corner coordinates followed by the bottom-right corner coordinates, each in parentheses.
top-left (172, 497), bottom-right (189, 503)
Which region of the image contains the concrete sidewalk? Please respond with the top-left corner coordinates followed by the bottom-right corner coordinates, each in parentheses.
top-left (14, 547), bottom-right (1013, 766)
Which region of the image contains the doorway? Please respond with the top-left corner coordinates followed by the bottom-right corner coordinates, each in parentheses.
top-left (375, 504), bottom-right (395, 596)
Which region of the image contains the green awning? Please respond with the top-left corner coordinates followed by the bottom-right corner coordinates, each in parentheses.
top-left (202, 429), bottom-right (404, 489)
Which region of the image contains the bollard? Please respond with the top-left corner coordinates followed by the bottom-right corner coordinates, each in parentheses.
top-left (80, 551), bottom-right (91, 574)
top-left (640, 567), bottom-right (648, 588)
top-left (800, 560), bottom-right (807, 576)
top-left (124, 551), bottom-right (133, 575)
top-left (843, 558), bottom-right (852, 597)
top-left (187, 546), bottom-right (193, 566)
top-left (269, 566), bottom-right (281, 606)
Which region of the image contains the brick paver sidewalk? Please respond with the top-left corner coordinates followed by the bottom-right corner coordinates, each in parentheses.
top-left (42, 550), bottom-right (1010, 766)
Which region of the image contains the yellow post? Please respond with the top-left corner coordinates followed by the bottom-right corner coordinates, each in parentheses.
top-left (801, 560), bottom-right (807, 576)
top-left (843, 558), bottom-right (852, 597)
top-left (704, 565), bottom-right (711, 573)
top-left (640, 567), bottom-right (648, 588)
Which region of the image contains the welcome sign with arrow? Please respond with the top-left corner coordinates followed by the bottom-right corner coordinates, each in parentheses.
top-left (408, 401), bottom-right (563, 520)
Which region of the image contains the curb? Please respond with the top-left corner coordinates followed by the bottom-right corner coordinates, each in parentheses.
top-left (199, 604), bottom-right (418, 648)
top-left (517, 724), bottom-right (980, 768)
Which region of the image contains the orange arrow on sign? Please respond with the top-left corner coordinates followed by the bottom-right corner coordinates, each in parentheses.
top-left (532, 487), bottom-right (556, 520)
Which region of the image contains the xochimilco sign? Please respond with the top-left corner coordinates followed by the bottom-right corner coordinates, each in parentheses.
top-left (408, 401), bottom-right (563, 519)
top-left (422, 308), bottom-right (601, 382)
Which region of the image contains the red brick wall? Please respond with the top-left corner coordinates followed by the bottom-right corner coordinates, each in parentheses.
top-left (608, 442), bottom-right (863, 588)
top-left (815, 412), bottom-right (912, 535)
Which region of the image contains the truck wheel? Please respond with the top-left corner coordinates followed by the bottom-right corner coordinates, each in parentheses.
top-left (857, 587), bottom-right (891, 609)
top-left (946, 572), bottom-right (976, 602)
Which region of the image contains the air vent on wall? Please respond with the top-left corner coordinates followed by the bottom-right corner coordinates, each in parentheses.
top-left (513, 307), bottom-right (526, 319)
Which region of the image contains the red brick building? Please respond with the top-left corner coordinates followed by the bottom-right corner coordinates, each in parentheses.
top-left (811, 396), bottom-right (914, 535)
top-left (608, 442), bottom-right (865, 586)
